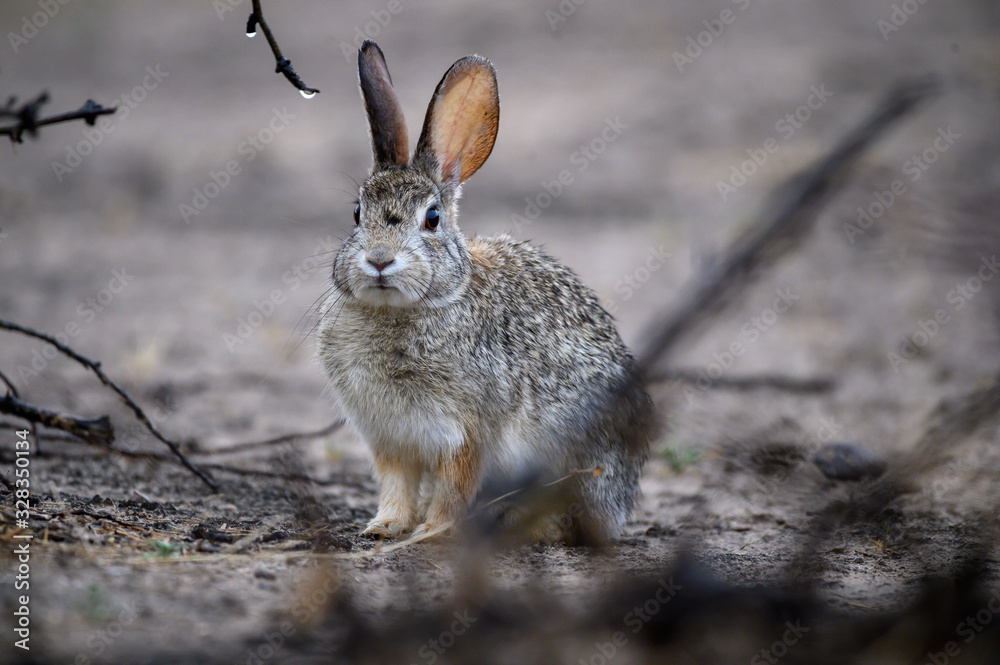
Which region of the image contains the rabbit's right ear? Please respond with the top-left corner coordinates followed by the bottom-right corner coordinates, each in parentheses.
top-left (358, 40), bottom-right (409, 168)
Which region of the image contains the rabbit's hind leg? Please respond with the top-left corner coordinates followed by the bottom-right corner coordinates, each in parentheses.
top-left (412, 433), bottom-right (482, 540)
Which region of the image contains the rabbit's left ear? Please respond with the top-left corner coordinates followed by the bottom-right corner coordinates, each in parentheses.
top-left (413, 55), bottom-right (499, 185)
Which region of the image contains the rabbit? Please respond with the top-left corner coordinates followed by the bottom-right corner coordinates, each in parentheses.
top-left (318, 40), bottom-right (655, 544)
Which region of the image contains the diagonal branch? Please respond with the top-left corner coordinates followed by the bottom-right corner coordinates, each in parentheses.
top-left (637, 77), bottom-right (940, 374)
top-left (246, 0), bottom-right (320, 97)
top-left (0, 93), bottom-right (117, 144)
top-left (0, 318), bottom-right (218, 491)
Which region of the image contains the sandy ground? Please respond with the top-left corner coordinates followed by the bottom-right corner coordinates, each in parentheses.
top-left (1, 0), bottom-right (1000, 662)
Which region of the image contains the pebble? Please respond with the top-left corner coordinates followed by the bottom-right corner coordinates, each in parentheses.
top-left (813, 443), bottom-right (887, 481)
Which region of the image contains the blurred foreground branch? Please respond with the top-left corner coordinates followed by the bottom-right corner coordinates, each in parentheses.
top-left (638, 77), bottom-right (940, 373)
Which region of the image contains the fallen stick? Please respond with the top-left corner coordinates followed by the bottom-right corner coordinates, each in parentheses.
top-left (0, 394), bottom-right (113, 445)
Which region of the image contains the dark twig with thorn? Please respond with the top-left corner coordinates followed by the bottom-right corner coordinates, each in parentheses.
top-left (246, 0), bottom-right (320, 97)
top-left (638, 77), bottom-right (940, 374)
top-left (0, 318), bottom-right (218, 491)
top-left (0, 92), bottom-right (116, 144)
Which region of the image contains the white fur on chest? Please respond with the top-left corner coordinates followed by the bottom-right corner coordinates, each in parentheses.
top-left (321, 308), bottom-right (466, 461)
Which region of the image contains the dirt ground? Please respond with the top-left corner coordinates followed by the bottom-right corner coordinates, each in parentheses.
top-left (2, 0), bottom-right (1000, 663)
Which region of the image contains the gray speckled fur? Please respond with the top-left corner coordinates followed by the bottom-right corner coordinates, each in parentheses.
top-left (318, 43), bottom-right (654, 541)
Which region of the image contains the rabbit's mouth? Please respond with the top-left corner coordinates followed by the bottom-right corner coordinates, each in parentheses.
top-left (353, 278), bottom-right (423, 308)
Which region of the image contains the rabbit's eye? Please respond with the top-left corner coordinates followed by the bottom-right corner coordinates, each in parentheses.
top-left (353, 205), bottom-right (361, 225)
top-left (424, 207), bottom-right (440, 231)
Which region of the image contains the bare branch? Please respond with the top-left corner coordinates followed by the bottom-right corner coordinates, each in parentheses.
top-left (246, 0), bottom-right (320, 97)
top-left (198, 419), bottom-right (345, 455)
top-left (649, 370), bottom-right (836, 394)
top-left (1, 427), bottom-right (368, 490)
top-left (637, 77), bottom-right (940, 374)
top-left (0, 93), bottom-right (117, 144)
top-left (0, 318), bottom-right (218, 491)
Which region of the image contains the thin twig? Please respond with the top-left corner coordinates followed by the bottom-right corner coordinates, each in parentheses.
top-left (637, 77), bottom-right (940, 373)
top-left (198, 419), bottom-right (345, 455)
top-left (0, 427), bottom-right (367, 490)
top-left (0, 93), bottom-right (117, 144)
top-left (649, 370), bottom-right (836, 394)
top-left (471, 466), bottom-right (603, 516)
top-left (0, 394), bottom-right (113, 445)
top-left (0, 369), bottom-right (18, 396)
top-left (0, 318), bottom-right (218, 491)
top-left (246, 0), bottom-right (320, 97)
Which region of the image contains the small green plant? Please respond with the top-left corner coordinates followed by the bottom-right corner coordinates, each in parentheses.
top-left (661, 446), bottom-right (702, 473)
top-left (146, 539), bottom-right (185, 558)
top-left (81, 584), bottom-right (110, 621)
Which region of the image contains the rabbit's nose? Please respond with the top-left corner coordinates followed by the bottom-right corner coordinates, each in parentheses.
top-left (366, 248), bottom-right (396, 272)
top-left (369, 258), bottom-right (395, 272)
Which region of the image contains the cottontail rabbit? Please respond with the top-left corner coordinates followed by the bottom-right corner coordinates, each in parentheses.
top-left (319, 40), bottom-right (654, 543)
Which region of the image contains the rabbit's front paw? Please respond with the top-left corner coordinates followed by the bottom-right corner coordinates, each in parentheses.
top-left (362, 517), bottom-right (412, 539)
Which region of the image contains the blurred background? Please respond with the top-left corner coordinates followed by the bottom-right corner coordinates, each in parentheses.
top-left (1, 0), bottom-right (1000, 662)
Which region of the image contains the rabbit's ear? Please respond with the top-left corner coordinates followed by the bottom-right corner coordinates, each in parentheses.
top-left (413, 55), bottom-right (499, 185)
top-left (358, 40), bottom-right (409, 168)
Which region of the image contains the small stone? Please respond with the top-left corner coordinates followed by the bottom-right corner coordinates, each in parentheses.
top-left (813, 443), bottom-right (887, 481)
